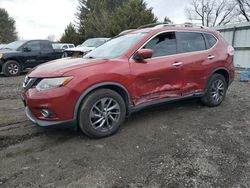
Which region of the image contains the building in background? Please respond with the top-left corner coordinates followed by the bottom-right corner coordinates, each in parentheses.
top-left (216, 22), bottom-right (250, 68)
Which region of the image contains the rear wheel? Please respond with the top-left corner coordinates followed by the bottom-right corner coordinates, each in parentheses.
top-left (201, 74), bottom-right (227, 107)
top-left (3, 60), bottom-right (21, 77)
top-left (78, 89), bottom-right (126, 138)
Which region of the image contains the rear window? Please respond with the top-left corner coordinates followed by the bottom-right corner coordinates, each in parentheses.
top-left (177, 32), bottom-right (206, 53)
top-left (204, 33), bottom-right (217, 49)
top-left (62, 45), bottom-right (68, 49)
top-left (41, 42), bottom-right (53, 51)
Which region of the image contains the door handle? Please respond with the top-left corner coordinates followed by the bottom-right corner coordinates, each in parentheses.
top-left (172, 62), bottom-right (183, 67)
top-left (208, 55), bottom-right (215, 60)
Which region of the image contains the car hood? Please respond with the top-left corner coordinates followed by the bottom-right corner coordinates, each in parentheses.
top-left (65, 46), bottom-right (95, 52)
top-left (0, 49), bottom-right (19, 54)
top-left (29, 57), bottom-right (108, 78)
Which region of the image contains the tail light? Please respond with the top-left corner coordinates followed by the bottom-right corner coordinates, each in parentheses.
top-left (227, 46), bottom-right (234, 56)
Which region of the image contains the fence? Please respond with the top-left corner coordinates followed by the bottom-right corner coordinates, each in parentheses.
top-left (216, 22), bottom-right (250, 68)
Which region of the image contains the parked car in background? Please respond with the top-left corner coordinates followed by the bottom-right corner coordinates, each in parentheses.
top-left (52, 43), bottom-right (75, 50)
top-left (0, 40), bottom-right (64, 76)
top-left (22, 24), bottom-right (235, 138)
top-left (0, 44), bottom-right (6, 49)
top-left (63, 38), bottom-right (110, 57)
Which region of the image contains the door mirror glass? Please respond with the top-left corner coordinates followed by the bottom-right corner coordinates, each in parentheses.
top-left (133, 49), bottom-right (153, 62)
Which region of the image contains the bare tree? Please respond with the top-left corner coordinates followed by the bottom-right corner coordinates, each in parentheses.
top-left (47, 34), bottom-right (56, 42)
top-left (235, 0), bottom-right (250, 21)
top-left (186, 0), bottom-right (237, 27)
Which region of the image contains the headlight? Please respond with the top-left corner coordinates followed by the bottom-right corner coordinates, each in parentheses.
top-left (0, 53), bottom-right (3, 59)
top-left (36, 77), bottom-right (73, 91)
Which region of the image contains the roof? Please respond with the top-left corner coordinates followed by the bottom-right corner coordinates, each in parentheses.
top-left (122, 23), bottom-right (218, 36)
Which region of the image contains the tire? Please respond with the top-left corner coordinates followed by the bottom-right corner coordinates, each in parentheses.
top-left (201, 73), bottom-right (227, 107)
top-left (62, 52), bottom-right (68, 58)
top-left (2, 60), bottom-right (21, 77)
top-left (78, 89), bottom-right (126, 138)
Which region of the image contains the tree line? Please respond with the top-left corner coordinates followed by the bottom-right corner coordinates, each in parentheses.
top-left (186, 0), bottom-right (250, 27)
top-left (60, 0), bottom-right (157, 44)
top-left (61, 0), bottom-right (250, 44)
top-left (0, 8), bottom-right (18, 43)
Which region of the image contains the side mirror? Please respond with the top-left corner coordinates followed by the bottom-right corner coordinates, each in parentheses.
top-left (23, 47), bottom-right (31, 52)
top-left (133, 49), bottom-right (153, 62)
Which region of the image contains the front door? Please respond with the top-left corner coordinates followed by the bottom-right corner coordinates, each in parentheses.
top-left (22, 41), bottom-right (41, 68)
top-left (129, 31), bottom-right (184, 106)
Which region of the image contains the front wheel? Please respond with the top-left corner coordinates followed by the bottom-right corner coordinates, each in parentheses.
top-left (201, 74), bottom-right (227, 107)
top-left (78, 89), bottom-right (126, 138)
top-left (2, 60), bottom-right (21, 77)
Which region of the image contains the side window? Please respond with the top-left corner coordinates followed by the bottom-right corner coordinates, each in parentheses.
top-left (25, 41), bottom-right (41, 51)
top-left (69, 45), bottom-right (74, 48)
top-left (62, 45), bottom-right (68, 49)
top-left (143, 32), bottom-right (177, 58)
top-left (177, 32), bottom-right (206, 53)
top-left (41, 42), bottom-right (53, 51)
top-left (204, 33), bottom-right (217, 49)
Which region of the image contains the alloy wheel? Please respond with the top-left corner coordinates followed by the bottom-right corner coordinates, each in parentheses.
top-left (89, 97), bottom-right (121, 131)
top-left (8, 64), bottom-right (19, 75)
top-left (211, 79), bottom-right (225, 104)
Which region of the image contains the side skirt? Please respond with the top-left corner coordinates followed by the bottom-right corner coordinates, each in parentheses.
top-left (128, 92), bottom-right (204, 114)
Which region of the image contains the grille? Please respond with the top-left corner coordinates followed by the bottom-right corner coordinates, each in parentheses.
top-left (22, 76), bottom-right (39, 91)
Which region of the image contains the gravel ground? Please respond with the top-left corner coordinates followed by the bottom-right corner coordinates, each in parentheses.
top-left (0, 73), bottom-right (249, 188)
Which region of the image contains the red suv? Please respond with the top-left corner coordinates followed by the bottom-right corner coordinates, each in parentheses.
top-left (22, 25), bottom-right (235, 138)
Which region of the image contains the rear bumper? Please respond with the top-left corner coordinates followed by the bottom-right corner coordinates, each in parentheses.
top-left (25, 106), bottom-right (76, 128)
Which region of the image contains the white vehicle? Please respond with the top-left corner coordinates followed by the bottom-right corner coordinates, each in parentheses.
top-left (52, 43), bottom-right (75, 50)
top-left (63, 38), bottom-right (110, 57)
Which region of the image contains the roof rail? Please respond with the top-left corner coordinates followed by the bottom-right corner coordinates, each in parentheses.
top-left (138, 22), bottom-right (208, 29)
top-left (138, 22), bottom-right (171, 29)
top-left (118, 29), bottom-right (135, 36)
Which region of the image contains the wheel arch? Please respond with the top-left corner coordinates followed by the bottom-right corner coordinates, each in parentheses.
top-left (213, 68), bottom-right (229, 87)
top-left (205, 67), bottom-right (229, 91)
top-left (73, 82), bottom-right (133, 122)
top-left (4, 58), bottom-right (23, 71)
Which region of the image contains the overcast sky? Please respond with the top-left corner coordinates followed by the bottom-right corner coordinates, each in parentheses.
top-left (0, 0), bottom-right (189, 40)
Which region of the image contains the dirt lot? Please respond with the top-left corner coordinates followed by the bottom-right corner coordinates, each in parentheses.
top-left (0, 73), bottom-right (250, 188)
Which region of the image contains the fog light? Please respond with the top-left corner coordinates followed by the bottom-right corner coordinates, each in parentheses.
top-left (41, 109), bottom-right (54, 118)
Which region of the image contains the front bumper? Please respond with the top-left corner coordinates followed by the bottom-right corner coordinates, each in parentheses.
top-left (25, 107), bottom-right (75, 127)
top-left (21, 86), bottom-right (79, 129)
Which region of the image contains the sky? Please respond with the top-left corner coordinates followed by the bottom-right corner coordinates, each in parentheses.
top-left (0, 0), bottom-right (189, 40)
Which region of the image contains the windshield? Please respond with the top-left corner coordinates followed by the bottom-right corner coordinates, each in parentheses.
top-left (4, 41), bottom-right (27, 50)
top-left (85, 33), bottom-right (145, 59)
top-left (81, 38), bottom-right (108, 48)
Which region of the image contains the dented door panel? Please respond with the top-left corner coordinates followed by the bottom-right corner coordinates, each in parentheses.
top-left (129, 57), bottom-right (183, 106)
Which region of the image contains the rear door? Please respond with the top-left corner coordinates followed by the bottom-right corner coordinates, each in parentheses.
top-left (40, 41), bottom-right (55, 63)
top-left (130, 31), bottom-right (184, 105)
top-left (176, 31), bottom-right (209, 95)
